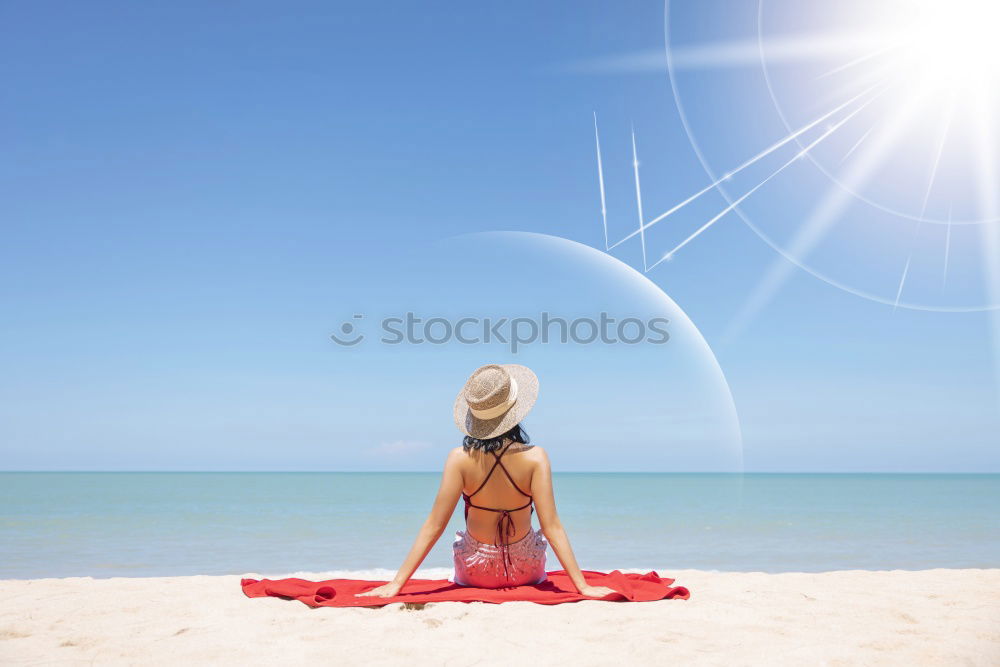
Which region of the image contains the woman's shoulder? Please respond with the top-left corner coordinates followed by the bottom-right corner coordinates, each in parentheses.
top-left (511, 443), bottom-right (548, 463)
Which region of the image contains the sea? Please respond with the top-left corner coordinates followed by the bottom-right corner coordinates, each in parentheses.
top-left (1, 473), bottom-right (997, 579)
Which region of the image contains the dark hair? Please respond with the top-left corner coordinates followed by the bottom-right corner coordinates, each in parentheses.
top-left (462, 423), bottom-right (530, 454)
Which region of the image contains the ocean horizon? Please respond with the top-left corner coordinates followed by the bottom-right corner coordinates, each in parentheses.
top-left (2, 472), bottom-right (998, 580)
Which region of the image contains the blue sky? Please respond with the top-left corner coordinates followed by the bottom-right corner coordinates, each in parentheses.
top-left (2, 1), bottom-right (997, 471)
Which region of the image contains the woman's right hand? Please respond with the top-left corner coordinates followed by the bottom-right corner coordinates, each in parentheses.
top-left (355, 581), bottom-right (403, 598)
top-left (578, 585), bottom-right (616, 598)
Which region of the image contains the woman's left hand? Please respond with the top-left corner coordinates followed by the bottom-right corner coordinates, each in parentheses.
top-left (355, 582), bottom-right (403, 598)
top-left (578, 585), bottom-right (617, 598)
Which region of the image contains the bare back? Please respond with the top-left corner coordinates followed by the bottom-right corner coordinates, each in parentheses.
top-left (459, 442), bottom-right (539, 544)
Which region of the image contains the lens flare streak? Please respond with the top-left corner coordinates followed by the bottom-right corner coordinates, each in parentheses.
top-left (647, 96), bottom-right (880, 271)
top-left (594, 112), bottom-right (609, 250)
top-left (604, 82), bottom-right (884, 253)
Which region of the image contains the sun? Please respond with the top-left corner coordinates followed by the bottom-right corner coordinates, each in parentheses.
top-left (894, 0), bottom-right (1000, 92)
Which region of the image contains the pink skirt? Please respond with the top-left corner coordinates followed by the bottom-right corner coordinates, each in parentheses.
top-left (452, 528), bottom-right (548, 588)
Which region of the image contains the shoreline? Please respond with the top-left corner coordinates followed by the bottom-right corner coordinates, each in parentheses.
top-left (2, 568), bottom-right (997, 665)
top-left (4, 564), bottom-right (999, 581)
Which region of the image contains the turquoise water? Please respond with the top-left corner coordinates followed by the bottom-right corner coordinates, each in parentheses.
top-left (1, 473), bottom-right (997, 579)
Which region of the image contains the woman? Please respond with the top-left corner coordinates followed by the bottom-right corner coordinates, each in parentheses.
top-left (358, 363), bottom-right (614, 598)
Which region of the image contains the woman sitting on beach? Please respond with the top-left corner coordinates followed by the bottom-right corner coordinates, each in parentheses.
top-left (358, 363), bottom-right (614, 598)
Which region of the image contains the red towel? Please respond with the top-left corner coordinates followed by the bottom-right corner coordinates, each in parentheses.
top-left (241, 569), bottom-right (689, 607)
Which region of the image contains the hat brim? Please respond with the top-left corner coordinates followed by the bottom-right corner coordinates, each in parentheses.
top-left (453, 364), bottom-right (539, 439)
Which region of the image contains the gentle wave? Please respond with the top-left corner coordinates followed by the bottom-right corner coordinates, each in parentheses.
top-left (243, 567), bottom-right (456, 581)
top-left (238, 567), bottom-right (676, 581)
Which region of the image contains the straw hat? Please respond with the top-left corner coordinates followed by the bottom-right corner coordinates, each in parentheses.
top-left (453, 364), bottom-right (539, 439)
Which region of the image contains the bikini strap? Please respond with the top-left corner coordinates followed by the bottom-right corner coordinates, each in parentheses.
top-left (465, 498), bottom-right (532, 513)
top-left (492, 457), bottom-right (532, 499)
top-left (464, 442), bottom-right (514, 500)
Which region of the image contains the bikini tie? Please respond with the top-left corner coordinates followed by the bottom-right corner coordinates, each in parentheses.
top-left (495, 509), bottom-right (516, 582)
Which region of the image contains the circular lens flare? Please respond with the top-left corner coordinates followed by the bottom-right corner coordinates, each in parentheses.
top-left (662, 0), bottom-right (1000, 311)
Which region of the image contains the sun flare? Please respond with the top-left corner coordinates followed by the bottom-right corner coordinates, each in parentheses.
top-left (598, 0), bottom-right (1000, 313)
top-left (892, 0), bottom-right (1000, 92)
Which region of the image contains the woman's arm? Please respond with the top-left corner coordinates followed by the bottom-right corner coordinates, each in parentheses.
top-left (356, 447), bottom-right (464, 597)
top-left (531, 447), bottom-right (614, 597)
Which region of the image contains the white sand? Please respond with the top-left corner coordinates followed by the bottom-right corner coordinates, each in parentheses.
top-left (2, 569), bottom-right (998, 665)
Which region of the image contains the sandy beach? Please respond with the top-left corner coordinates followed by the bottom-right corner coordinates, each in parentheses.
top-left (2, 568), bottom-right (998, 665)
